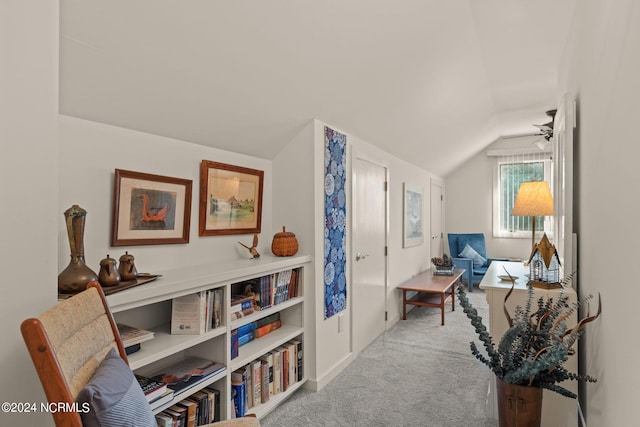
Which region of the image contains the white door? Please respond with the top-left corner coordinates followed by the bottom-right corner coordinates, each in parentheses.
top-left (352, 157), bottom-right (387, 355)
top-left (430, 181), bottom-right (444, 258)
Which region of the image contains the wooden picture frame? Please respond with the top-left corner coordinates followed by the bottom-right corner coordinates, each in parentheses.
top-left (111, 169), bottom-right (192, 246)
top-left (403, 182), bottom-right (424, 248)
top-left (199, 160), bottom-right (264, 236)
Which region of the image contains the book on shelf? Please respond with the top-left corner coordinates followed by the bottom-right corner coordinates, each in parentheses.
top-left (238, 331), bottom-right (255, 347)
top-left (155, 412), bottom-right (173, 427)
top-left (124, 342), bottom-right (141, 355)
top-left (176, 399), bottom-right (197, 427)
top-left (277, 345), bottom-right (289, 392)
top-left (188, 390), bottom-right (210, 425)
top-left (161, 407), bottom-right (184, 427)
top-left (255, 319), bottom-right (282, 338)
top-left (202, 387), bottom-right (221, 423)
top-left (290, 339), bottom-right (303, 382)
top-left (135, 374), bottom-right (169, 402)
top-left (260, 352), bottom-right (274, 398)
top-left (149, 389), bottom-right (175, 412)
top-left (231, 371), bottom-right (246, 418)
top-left (230, 295), bottom-right (255, 320)
top-left (260, 358), bottom-right (270, 404)
top-left (117, 323), bottom-right (155, 348)
top-left (171, 292), bottom-right (206, 335)
top-left (255, 312), bottom-right (280, 329)
top-left (148, 356), bottom-right (225, 394)
top-left (231, 328), bottom-right (239, 360)
top-left (271, 349), bottom-right (282, 395)
top-left (168, 404), bottom-right (188, 427)
top-left (285, 341), bottom-right (297, 388)
top-left (212, 288), bottom-right (223, 329)
top-left (250, 359), bottom-right (262, 408)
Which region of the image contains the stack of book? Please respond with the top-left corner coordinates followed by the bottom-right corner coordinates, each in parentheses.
top-left (231, 339), bottom-right (303, 417)
top-left (230, 295), bottom-right (255, 321)
top-left (230, 313), bottom-right (282, 360)
top-left (171, 288), bottom-right (223, 335)
top-left (146, 356), bottom-right (226, 395)
top-left (135, 374), bottom-right (174, 411)
top-left (232, 268), bottom-right (301, 312)
top-left (154, 387), bottom-right (221, 427)
top-left (117, 323), bottom-right (155, 355)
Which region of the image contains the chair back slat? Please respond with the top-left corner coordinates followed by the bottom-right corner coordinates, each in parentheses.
top-left (21, 282), bottom-right (127, 427)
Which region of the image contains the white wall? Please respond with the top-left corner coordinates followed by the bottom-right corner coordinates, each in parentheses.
top-left (58, 116), bottom-right (274, 274)
top-left (283, 120), bottom-right (441, 390)
top-left (444, 139), bottom-right (534, 260)
top-left (559, 1), bottom-right (640, 425)
top-left (0, 1), bottom-right (58, 426)
top-left (272, 121), bottom-right (318, 382)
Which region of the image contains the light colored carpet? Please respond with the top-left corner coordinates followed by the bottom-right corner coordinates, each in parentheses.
top-left (261, 288), bottom-right (498, 427)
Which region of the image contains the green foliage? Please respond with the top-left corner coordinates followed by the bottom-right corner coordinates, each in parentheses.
top-left (457, 274), bottom-right (600, 399)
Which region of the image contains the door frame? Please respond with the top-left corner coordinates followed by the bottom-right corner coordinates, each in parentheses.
top-left (430, 178), bottom-right (445, 259)
top-left (350, 152), bottom-right (389, 354)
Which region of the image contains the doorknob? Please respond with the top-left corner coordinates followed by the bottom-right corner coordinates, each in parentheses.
top-left (355, 252), bottom-right (369, 261)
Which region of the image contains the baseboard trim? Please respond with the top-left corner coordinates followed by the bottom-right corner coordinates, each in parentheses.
top-left (303, 352), bottom-right (355, 392)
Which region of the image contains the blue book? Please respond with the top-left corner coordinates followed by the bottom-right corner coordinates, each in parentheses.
top-left (231, 372), bottom-right (246, 417)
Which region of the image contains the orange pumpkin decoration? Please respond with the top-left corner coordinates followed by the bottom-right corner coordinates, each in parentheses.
top-left (271, 226), bottom-right (299, 257)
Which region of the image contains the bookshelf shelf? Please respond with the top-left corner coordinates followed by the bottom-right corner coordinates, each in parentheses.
top-left (231, 324), bottom-right (304, 371)
top-left (127, 323), bottom-right (227, 370)
top-left (106, 254), bottom-right (310, 423)
top-left (246, 379), bottom-right (306, 418)
top-left (152, 369), bottom-right (228, 415)
top-left (230, 296), bottom-right (303, 329)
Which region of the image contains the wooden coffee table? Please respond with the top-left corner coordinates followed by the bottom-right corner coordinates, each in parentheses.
top-left (398, 268), bottom-right (465, 325)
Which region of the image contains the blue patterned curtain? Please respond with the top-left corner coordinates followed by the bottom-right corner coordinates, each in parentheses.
top-left (324, 127), bottom-right (347, 319)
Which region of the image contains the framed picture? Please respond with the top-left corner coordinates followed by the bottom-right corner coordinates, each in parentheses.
top-left (403, 183), bottom-right (424, 248)
top-left (199, 160), bottom-right (264, 236)
top-left (111, 169), bottom-right (192, 246)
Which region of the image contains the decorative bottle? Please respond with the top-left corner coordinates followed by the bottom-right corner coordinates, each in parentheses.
top-left (58, 205), bottom-right (98, 294)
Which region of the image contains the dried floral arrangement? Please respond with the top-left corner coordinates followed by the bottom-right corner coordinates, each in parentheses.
top-left (431, 254), bottom-right (454, 269)
top-left (457, 271), bottom-right (601, 398)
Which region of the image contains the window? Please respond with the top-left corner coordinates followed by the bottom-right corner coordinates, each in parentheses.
top-left (493, 154), bottom-right (552, 238)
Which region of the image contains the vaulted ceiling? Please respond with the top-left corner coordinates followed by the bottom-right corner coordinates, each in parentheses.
top-left (59, 0), bottom-right (576, 177)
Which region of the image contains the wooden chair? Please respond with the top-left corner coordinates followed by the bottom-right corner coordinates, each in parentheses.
top-left (21, 281), bottom-right (260, 427)
top-left (21, 281), bottom-right (129, 427)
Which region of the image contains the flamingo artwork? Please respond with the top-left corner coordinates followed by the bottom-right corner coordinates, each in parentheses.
top-left (138, 194), bottom-right (168, 222)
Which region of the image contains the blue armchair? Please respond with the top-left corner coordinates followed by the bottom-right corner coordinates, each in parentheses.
top-left (447, 233), bottom-right (506, 291)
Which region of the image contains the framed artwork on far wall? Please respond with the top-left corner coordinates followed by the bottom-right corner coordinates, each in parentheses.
top-left (111, 169), bottom-right (192, 246)
top-left (403, 182), bottom-right (424, 248)
top-left (199, 160), bottom-right (264, 236)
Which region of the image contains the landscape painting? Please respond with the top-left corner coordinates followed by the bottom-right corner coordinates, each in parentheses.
top-left (403, 183), bottom-right (424, 248)
top-left (199, 160), bottom-right (264, 236)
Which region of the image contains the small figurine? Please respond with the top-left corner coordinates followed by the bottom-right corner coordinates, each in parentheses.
top-left (238, 234), bottom-right (260, 259)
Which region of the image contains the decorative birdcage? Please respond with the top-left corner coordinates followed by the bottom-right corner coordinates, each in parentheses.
top-left (528, 233), bottom-right (561, 289)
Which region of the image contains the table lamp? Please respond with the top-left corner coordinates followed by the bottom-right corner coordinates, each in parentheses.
top-left (511, 181), bottom-right (554, 260)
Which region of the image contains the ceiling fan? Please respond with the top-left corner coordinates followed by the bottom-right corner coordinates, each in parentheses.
top-left (530, 109), bottom-right (557, 151)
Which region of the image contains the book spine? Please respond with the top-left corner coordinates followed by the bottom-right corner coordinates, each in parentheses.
top-left (251, 360), bottom-right (261, 408)
top-left (272, 350), bottom-right (281, 395)
top-left (260, 359), bottom-right (270, 403)
top-left (287, 342), bottom-right (297, 387)
top-left (255, 319), bottom-right (281, 338)
top-left (231, 328), bottom-right (239, 359)
top-left (231, 372), bottom-right (245, 418)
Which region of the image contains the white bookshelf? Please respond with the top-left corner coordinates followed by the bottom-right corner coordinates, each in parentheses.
top-left (106, 254), bottom-right (310, 421)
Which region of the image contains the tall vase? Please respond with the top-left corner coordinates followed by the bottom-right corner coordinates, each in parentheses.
top-left (497, 379), bottom-right (543, 427)
top-left (58, 205), bottom-right (98, 294)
